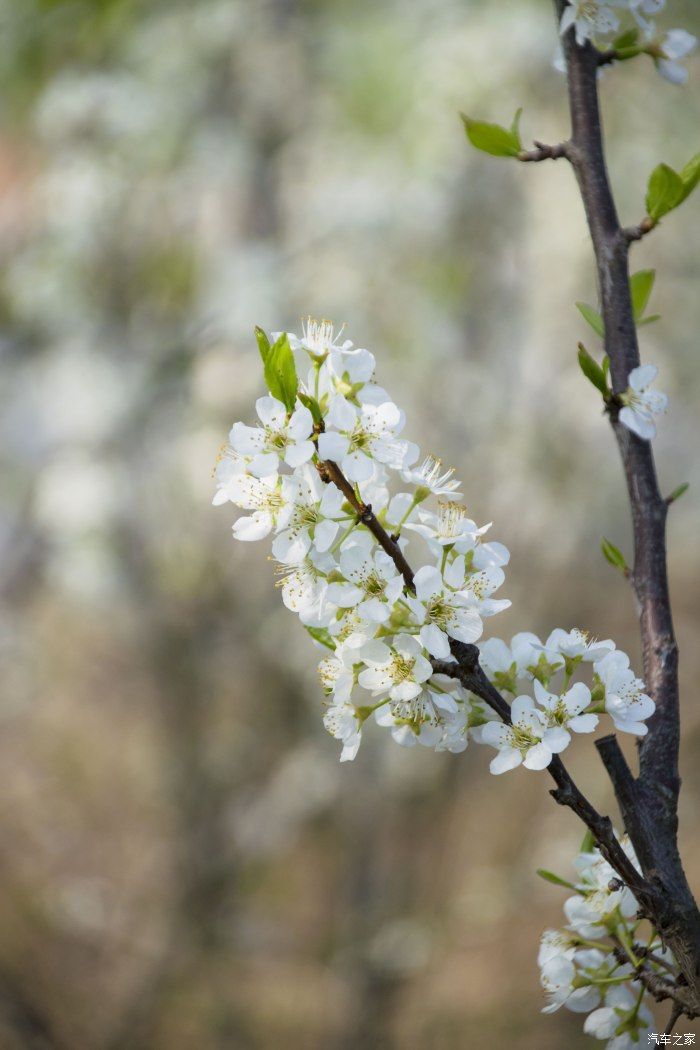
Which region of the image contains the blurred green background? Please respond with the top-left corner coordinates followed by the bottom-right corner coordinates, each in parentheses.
top-left (1, 1), bottom-right (699, 1047)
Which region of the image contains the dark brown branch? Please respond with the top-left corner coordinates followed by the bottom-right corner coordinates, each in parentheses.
top-left (518, 140), bottom-right (571, 163)
top-left (316, 456), bottom-right (415, 591)
top-left (665, 1002), bottom-right (684, 1035)
top-left (555, 0), bottom-right (700, 1005)
top-left (434, 642), bottom-right (653, 905)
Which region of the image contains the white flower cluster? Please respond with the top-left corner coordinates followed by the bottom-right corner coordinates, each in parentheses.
top-left (475, 628), bottom-right (655, 773)
top-left (214, 320), bottom-right (511, 760)
top-left (215, 323), bottom-right (656, 766)
top-left (539, 835), bottom-right (675, 1048)
top-left (558, 1), bottom-right (697, 85)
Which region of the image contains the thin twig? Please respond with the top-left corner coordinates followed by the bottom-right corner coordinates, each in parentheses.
top-left (518, 140), bottom-right (571, 163)
top-left (623, 216), bottom-right (656, 243)
top-left (315, 456), bottom-right (415, 591)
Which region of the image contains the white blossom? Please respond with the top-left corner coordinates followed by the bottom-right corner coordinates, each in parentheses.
top-left (479, 695), bottom-right (570, 774)
top-left (226, 472), bottom-right (290, 541)
top-left (409, 564), bottom-right (483, 658)
top-left (317, 398), bottom-right (410, 482)
top-left (654, 27), bottom-right (697, 84)
top-left (400, 455), bottom-right (462, 498)
top-left (594, 650), bottom-right (655, 734)
top-left (542, 627), bottom-right (615, 664)
top-left (323, 698), bottom-right (363, 762)
top-left (564, 837), bottom-right (640, 938)
top-left (618, 364), bottom-right (668, 440)
top-left (358, 633), bottom-right (433, 702)
top-left (559, 1), bottom-right (625, 47)
top-left (326, 535), bottom-right (405, 623)
top-left (534, 679), bottom-right (599, 744)
top-left (583, 984), bottom-right (654, 1047)
top-left (272, 469), bottom-right (347, 564)
top-left (229, 395), bottom-right (315, 476)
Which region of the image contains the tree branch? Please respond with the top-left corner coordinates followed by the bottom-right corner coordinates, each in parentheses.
top-left (434, 642), bottom-right (653, 906)
top-left (555, 0), bottom-right (700, 1003)
top-left (518, 140), bottom-right (571, 163)
top-left (315, 455), bottom-right (415, 591)
top-left (623, 216), bottom-right (656, 243)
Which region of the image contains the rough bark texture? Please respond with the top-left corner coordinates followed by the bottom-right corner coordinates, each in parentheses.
top-left (555, 0), bottom-right (700, 1009)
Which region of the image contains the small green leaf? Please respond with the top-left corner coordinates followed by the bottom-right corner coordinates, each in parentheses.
top-left (645, 163), bottom-right (685, 221)
top-left (576, 301), bottom-right (605, 338)
top-left (613, 27), bottom-right (639, 49)
top-left (602, 355), bottom-right (610, 379)
top-left (264, 333), bottom-right (299, 413)
top-left (580, 829), bottom-right (596, 854)
top-left (668, 482), bottom-right (689, 503)
top-left (298, 391), bottom-right (323, 426)
top-left (510, 107), bottom-right (523, 148)
top-left (305, 625), bottom-right (334, 650)
top-left (679, 152), bottom-right (700, 204)
top-left (577, 344), bottom-right (609, 397)
top-left (601, 537), bottom-right (628, 573)
top-left (630, 270), bottom-right (655, 322)
top-left (536, 869), bottom-right (576, 890)
top-left (638, 313), bottom-right (661, 327)
top-left (461, 113), bottom-right (521, 157)
top-left (255, 325), bottom-right (271, 366)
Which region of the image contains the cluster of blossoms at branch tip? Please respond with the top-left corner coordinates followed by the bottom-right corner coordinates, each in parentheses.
top-left (539, 833), bottom-right (677, 1048)
top-left (214, 320), bottom-right (655, 765)
top-left (557, 1), bottom-right (697, 85)
top-left (475, 628), bottom-right (655, 773)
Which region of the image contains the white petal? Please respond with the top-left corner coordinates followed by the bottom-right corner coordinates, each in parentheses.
top-left (628, 363), bottom-right (658, 392)
top-left (284, 440), bottom-right (315, 468)
top-left (272, 529), bottom-right (310, 564)
top-left (542, 726), bottom-right (570, 754)
top-left (523, 743), bottom-right (553, 770)
top-left (343, 450), bottom-right (374, 482)
top-left (568, 713), bottom-right (599, 734)
top-left (563, 681), bottom-right (591, 715)
top-left (317, 431), bottom-right (349, 462)
top-left (420, 623), bottom-right (450, 659)
top-left (232, 511), bottom-right (273, 541)
top-left (313, 519), bottom-right (338, 553)
top-left (619, 405), bottom-right (656, 440)
top-left (490, 748), bottom-right (522, 774)
top-left (256, 395), bottom-right (287, 427)
top-left (287, 404), bottom-right (313, 440)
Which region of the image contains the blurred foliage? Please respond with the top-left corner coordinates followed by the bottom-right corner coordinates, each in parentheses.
top-left (0, 1), bottom-right (699, 1047)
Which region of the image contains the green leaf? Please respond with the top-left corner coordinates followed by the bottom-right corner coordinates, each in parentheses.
top-left (668, 482), bottom-right (689, 503)
top-left (536, 869), bottom-right (576, 890)
top-left (305, 625), bottom-right (334, 651)
top-left (255, 325), bottom-right (271, 366)
top-left (461, 112), bottom-right (521, 157)
top-left (580, 829), bottom-right (596, 854)
top-left (298, 391), bottom-right (323, 426)
top-left (630, 270), bottom-right (655, 322)
top-left (679, 152), bottom-right (700, 204)
top-left (577, 344), bottom-right (609, 397)
top-left (613, 27), bottom-right (639, 49)
top-left (645, 163), bottom-right (685, 221)
top-left (601, 537), bottom-right (628, 573)
top-left (264, 333), bottom-right (298, 413)
top-left (510, 107), bottom-right (523, 147)
top-left (638, 313), bottom-right (661, 327)
top-left (576, 301), bottom-right (605, 338)
top-left (602, 355), bottom-right (610, 380)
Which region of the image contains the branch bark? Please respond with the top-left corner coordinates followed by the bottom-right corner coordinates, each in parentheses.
top-left (555, 0), bottom-right (700, 1004)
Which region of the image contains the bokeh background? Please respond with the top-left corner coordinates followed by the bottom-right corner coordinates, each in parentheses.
top-left (1, 1), bottom-right (699, 1047)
